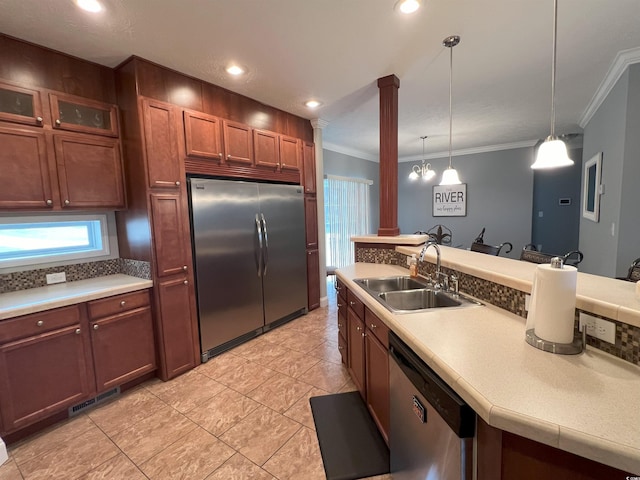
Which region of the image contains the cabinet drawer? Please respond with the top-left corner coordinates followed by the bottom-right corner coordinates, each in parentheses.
top-left (0, 305), bottom-right (81, 343)
top-left (365, 307), bottom-right (389, 348)
top-left (347, 289), bottom-right (365, 320)
top-left (87, 290), bottom-right (150, 319)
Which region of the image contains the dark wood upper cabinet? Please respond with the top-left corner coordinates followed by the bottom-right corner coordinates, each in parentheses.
top-left (0, 81), bottom-right (44, 127)
top-left (303, 141), bottom-right (316, 194)
top-left (49, 93), bottom-right (118, 137)
top-left (54, 133), bottom-right (126, 209)
top-left (0, 127), bottom-right (54, 209)
top-left (253, 129), bottom-right (279, 168)
top-left (183, 109), bottom-right (223, 162)
top-left (142, 98), bottom-right (181, 188)
top-left (280, 135), bottom-right (301, 172)
top-left (222, 119), bottom-right (253, 165)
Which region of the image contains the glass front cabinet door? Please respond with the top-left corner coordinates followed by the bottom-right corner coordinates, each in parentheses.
top-left (49, 93), bottom-right (118, 137)
top-left (0, 81), bottom-right (44, 127)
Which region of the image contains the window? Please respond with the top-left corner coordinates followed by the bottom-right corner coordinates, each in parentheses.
top-left (0, 214), bottom-right (111, 269)
top-left (324, 175), bottom-right (372, 268)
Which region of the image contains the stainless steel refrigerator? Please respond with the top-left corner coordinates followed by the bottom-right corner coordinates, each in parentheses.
top-left (188, 177), bottom-right (308, 361)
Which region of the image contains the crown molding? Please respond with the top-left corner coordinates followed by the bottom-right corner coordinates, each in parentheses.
top-left (579, 47), bottom-right (640, 128)
top-left (322, 139), bottom-right (537, 163)
top-left (310, 118), bottom-right (329, 129)
top-left (322, 142), bottom-right (379, 162)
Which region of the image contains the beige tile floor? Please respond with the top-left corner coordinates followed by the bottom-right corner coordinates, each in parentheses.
top-left (0, 281), bottom-right (391, 480)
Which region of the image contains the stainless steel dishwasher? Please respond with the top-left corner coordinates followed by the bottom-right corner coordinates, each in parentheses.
top-left (389, 331), bottom-right (476, 480)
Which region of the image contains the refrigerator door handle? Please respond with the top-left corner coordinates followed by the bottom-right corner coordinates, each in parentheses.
top-left (261, 213), bottom-right (269, 276)
top-left (255, 214), bottom-right (263, 277)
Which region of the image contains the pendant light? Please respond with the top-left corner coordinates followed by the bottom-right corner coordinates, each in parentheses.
top-left (409, 136), bottom-right (436, 181)
top-left (531, 0), bottom-right (574, 169)
top-left (440, 35), bottom-right (462, 185)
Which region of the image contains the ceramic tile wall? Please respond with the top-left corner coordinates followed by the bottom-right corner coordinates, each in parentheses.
top-left (355, 246), bottom-right (640, 367)
top-left (0, 259), bottom-right (151, 294)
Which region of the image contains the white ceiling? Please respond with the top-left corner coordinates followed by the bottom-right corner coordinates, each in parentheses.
top-left (1, 0), bottom-right (640, 162)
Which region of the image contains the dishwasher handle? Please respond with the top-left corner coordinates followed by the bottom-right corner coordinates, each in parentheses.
top-left (389, 332), bottom-right (476, 438)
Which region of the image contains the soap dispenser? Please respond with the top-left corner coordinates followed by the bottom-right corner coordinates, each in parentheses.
top-left (409, 254), bottom-right (418, 278)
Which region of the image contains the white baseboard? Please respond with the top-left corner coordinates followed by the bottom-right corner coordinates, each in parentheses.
top-left (0, 437), bottom-right (7, 466)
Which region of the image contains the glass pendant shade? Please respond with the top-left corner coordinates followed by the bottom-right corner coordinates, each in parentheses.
top-left (440, 167), bottom-right (461, 185)
top-left (531, 136), bottom-right (574, 169)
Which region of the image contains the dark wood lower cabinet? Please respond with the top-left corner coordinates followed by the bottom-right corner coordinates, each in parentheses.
top-left (0, 290), bottom-right (156, 436)
top-left (347, 307), bottom-right (366, 397)
top-left (0, 323), bottom-right (93, 432)
top-left (156, 276), bottom-right (197, 380)
top-left (476, 405), bottom-right (633, 479)
top-left (307, 249), bottom-right (320, 310)
top-left (90, 307), bottom-right (156, 392)
top-left (365, 323), bottom-right (389, 444)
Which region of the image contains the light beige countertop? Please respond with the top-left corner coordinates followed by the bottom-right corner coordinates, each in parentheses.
top-left (397, 244), bottom-right (640, 329)
top-left (337, 263), bottom-right (640, 474)
top-left (351, 234), bottom-right (429, 245)
top-left (0, 274), bottom-right (153, 320)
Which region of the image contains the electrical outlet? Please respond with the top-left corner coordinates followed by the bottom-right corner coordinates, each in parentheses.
top-left (579, 313), bottom-right (596, 336)
top-left (524, 294), bottom-right (531, 311)
top-left (579, 313), bottom-right (616, 344)
top-left (46, 272), bottom-right (66, 284)
top-left (407, 256), bottom-right (412, 266)
top-left (595, 318), bottom-right (616, 344)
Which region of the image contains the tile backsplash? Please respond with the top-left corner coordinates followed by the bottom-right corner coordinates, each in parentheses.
top-left (355, 246), bottom-right (640, 367)
top-left (0, 258), bottom-right (151, 294)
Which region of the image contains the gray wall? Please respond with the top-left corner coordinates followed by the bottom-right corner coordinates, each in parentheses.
top-left (323, 150), bottom-right (380, 233)
top-left (531, 147), bottom-right (583, 255)
top-left (397, 148), bottom-right (534, 258)
top-left (580, 65), bottom-right (640, 277)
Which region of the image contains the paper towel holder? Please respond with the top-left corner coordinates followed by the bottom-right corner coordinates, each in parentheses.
top-left (525, 256), bottom-right (585, 354)
top-left (525, 327), bottom-right (585, 355)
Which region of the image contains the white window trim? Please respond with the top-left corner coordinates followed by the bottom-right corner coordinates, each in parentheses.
top-left (0, 213), bottom-right (118, 272)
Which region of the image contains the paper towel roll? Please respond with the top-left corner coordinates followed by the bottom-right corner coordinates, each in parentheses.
top-left (527, 263), bottom-right (577, 344)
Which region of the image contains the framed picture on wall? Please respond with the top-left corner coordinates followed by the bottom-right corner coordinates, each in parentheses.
top-left (582, 152), bottom-right (602, 222)
top-left (433, 184), bottom-right (467, 217)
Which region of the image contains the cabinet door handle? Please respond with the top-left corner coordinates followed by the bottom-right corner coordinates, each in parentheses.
top-left (46, 199), bottom-right (53, 206)
top-left (55, 119), bottom-right (61, 126)
top-left (120, 300), bottom-right (126, 307)
top-left (338, 345), bottom-right (343, 350)
top-left (93, 324), bottom-right (99, 330)
top-left (218, 153), bottom-right (223, 158)
top-left (75, 328), bottom-right (81, 334)
top-left (356, 326), bottom-right (361, 332)
top-left (183, 280), bottom-right (189, 285)
top-left (36, 320), bottom-right (44, 327)
top-left (175, 181), bottom-right (181, 186)
top-left (36, 116), bottom-right (43, 124)
top-left (349, 301), bottom-right (356, 306)
top-left (370, 323), bottom-right (377, 329)
top-left (338, 323), bottom-right (343, 328)
top-left (227, 154), bottom-right (231, 159)
top-left (361, 332), bottom-right (366, 338)
top-left (337, 303), bottom-right (343, 308)
top-left (64, 199), bottom-right (70, 205)
top-left (183, 265), bottom-right (188, 271)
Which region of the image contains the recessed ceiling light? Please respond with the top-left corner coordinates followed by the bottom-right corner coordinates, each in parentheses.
top-left (226, 65), bottom-right (246, 76)
top-left (74, 0), bottom-right (103, 13)
top-left (396, 0), bottom-right (420, 14)
top-left (305, 100), bottom-right (322, 109)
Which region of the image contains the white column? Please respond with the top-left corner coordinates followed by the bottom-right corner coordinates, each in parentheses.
top-left (311, 118), bottom-right (329, 307)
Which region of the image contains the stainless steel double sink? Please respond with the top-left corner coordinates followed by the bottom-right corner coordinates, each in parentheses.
top-left (353, 276), bottom-right (481, 314)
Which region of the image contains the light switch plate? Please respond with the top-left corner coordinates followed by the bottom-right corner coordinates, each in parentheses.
top-left (46, 272), bottom-right (66, 284)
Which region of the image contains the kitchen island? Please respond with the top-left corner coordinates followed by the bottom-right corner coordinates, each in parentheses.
top-left (336, 261), bottom-right (640, 475)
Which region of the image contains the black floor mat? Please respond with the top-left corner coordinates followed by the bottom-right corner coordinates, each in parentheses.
top-left (310, 391), bottom-right (389, 480)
